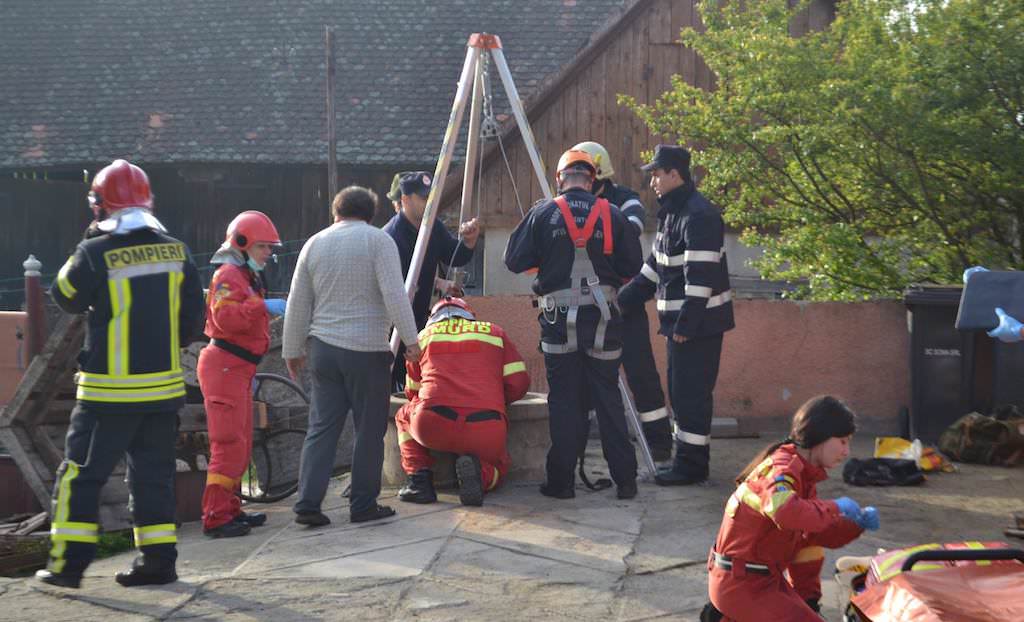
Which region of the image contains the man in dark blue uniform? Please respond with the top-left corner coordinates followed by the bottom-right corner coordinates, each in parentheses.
top-left (382, 171), bottom-right (480, 389)
top-left (619, 145), bottom-right (735, 486)
top-left (573, 141), bottom-right (672, 462)
top-left (504, 149), bottom-right (642, 500)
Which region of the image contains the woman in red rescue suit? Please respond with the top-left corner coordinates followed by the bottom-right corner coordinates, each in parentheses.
top-left (199, 211), bottom-right (288, 538)
top-left (702, 395), bottom-right (881, 621)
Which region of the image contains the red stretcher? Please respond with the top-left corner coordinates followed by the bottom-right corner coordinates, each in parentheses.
top-left (842, 543), bottom-right (1024, 621)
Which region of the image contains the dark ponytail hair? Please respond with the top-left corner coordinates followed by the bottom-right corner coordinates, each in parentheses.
top-left (735, 395), bottom-right (857, 485)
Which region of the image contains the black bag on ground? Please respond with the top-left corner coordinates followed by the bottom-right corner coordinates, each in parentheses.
top-left (842, 458), bottom-right (925, 486)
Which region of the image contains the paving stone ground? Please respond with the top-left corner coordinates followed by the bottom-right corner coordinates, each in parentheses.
top-left (3, 437), bottom-right (1022, 621)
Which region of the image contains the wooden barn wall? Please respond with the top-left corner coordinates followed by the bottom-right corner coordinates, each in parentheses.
top-left (0, 163), bottom-right (418, 308)
top-left (452, 0), bottom-right (836, 230)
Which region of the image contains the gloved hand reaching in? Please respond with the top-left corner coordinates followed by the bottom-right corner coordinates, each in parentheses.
top-left (988, 308), bottom-right (1023, 343)
top-left (264, 298), bottom-right (287, 317)
top-left (962, 266), bottom-right (988, 283)
top-left (834, 497), bottom-right (862, 522)
top-left (856, 506), bottom-right (880, 531)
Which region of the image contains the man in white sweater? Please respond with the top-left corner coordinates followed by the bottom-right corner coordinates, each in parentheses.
top-left (282, 186), bottom-right (420, 525)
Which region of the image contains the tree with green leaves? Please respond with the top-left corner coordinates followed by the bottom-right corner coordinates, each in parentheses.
top-left (624, 0), bottom-right (1023, 300)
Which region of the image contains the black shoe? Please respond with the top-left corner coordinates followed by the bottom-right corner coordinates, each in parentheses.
top-left (35, 569), bottom-right (82, 589)
top-left (699, 602), bottom-right (725, 622)
top-left (398, 469), bottom-right (437, 504)
top-left (115, 558), bottom-right (177, 587)
top-left (350, 504), bottom-right (396, 524)
top-left (236, 511), bottom-right (267, 527)
top-left (204, 519), bottom-right (252, 538)
top-left (539, 482), bottom-right (575, 499)
top-left (294, 511), bottom-right (331, 527)
top-left (616, 479), bottom-right (638, 500)
top-left (455, 455), bottom-right (484, 507)
top-left (654, 467), bottom-right (707, 487)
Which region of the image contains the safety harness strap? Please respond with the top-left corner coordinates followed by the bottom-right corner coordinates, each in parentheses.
top-left (553, 196), bottom-right (613, 254)
top-left (540, 198), bottom-right (618, 359)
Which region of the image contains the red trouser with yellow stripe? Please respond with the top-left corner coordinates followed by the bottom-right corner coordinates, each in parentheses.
top-left (197, 345), bottom-right (256, 530)
top-left (396, 402), bottom-right (510, 492)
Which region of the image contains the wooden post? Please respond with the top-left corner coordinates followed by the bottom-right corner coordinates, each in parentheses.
top-left (325, 26), bottom-right (338, 220)
top-left (22, 255), bottom-right (45, 362)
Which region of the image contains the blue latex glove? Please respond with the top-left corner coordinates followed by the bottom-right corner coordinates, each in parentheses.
top-left (264, 298), bottom-right (287, 317)
top-left (962, 265), bottom-right (988, 284)
top-left (856, 506), bottom-right (880, 531)
top-left (834, 497), bottom-right (862, 521)
top-left (988, 308), bottom-right (1024, 343)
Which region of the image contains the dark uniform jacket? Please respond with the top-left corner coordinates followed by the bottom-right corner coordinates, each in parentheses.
top-left (618, 184), bottom-right (735, 339)
top-left (504, 188), bottom-right (641, 295)
top-left (51, 227), bottom-right (205, 413)
top-left (503, 188), bottom-right (642, 350)
top-left (382, 212), bottom-right (474, 329)
top-left (599, 180), bottom-right (646, 238)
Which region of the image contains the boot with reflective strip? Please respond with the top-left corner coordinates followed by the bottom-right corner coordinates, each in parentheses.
top-left (115, 553), bottom-right (178, 587)
top-left (655, 439), bottom-right (710, 486)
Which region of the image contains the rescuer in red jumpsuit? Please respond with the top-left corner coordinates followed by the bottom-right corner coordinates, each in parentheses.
top-left (702, 395), bottom-right (880, 621)
top-left (395, 297), bottom-right (530, 506)
top-left (199, 211), bottom-right (287, 537)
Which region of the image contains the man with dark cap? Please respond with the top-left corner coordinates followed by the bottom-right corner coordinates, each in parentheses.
top-left (382, 171), bottom-right (480, 389)
top-left (619, 145), bottom-right (735, 486)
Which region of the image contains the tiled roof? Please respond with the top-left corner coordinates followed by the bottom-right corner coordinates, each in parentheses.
top-left (0, 0), bottom-right (629, 167)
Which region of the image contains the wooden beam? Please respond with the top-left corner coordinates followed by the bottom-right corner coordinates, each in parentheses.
top-left (326, 26), bottom-right (338, 217)
top-left (0, 428), bottom-right (50, 508)
top-left (28, 426), bottom-right (63, 471)
top-left (0, 314), bottom-right (81, 428)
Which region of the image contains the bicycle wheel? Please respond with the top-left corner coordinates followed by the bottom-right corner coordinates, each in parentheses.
top-left (253, 372), bottom-right (309, 422)
top-left (242, 428), bottom-right (307, 503)
top-left (238, 372), bottom-right (309, 503)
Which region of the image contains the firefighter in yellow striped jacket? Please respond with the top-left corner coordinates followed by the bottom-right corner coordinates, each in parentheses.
top-left (395, 298), bottom-right (530, 507)
top-left (36, 160), bottom-right (205, 589)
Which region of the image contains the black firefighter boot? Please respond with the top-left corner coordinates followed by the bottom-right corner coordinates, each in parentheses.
top-left (36, 568), bottom-right (83, 589)
top-left (398, 469), bottom-right (437, 504)
top-left (115, 555), bottom-right (178, 587)
top-left (455, 455), bottom-right (484, 507)
top-left (642, 417), bottom-right (674, 462)
top-left (654, 442), bottom-right (709, 486)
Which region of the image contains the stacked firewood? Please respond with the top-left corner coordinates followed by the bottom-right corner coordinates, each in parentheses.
top-left (0, 512), bottom-right (48, 575)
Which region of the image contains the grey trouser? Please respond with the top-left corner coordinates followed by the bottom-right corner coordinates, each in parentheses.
top-left (294, 337), bottom-right (392, 515)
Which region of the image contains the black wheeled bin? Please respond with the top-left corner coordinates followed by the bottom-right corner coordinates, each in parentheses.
top-left (905, 285), bottom-right (1024, 444)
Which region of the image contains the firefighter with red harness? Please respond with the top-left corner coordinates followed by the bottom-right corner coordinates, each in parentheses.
top-left (702, 395), bottom-right (880, 621)
top-left (198, 211), bottom-right (287, 537)
top-left (504, 149), bottom-right (643, 500)
top-left (395, 297), bottom-right (530, 506)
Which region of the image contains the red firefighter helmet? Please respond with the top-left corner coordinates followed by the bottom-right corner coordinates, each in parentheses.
top-left (225, 211), bottom-right (281, 251)
top-left (88, 159), bottom-right (153, 215)
top-left (427, 297), bottom-right (476, 325)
